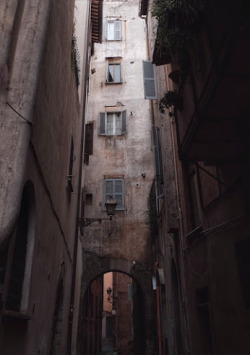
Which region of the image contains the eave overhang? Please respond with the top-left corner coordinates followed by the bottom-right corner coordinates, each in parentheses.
top-left (91, 0), bottom-right (103, 43)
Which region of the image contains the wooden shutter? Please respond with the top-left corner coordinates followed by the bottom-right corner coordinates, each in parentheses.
top-left (114, 179), bottom-right (124, 209)
top-left (121, 110), bottom-right (127, 134)
top-left (84, 123), bottom-right (94, 165)
top-left (143, 60), bottom-right (157, 99)
top-left (114, 21), bottom-right (122, 40)
top-left (99, 113), bottom-right (106, 135)
top-left (154, 127), bottom-right (164, 197)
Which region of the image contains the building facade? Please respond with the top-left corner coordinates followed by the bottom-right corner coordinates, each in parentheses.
top-left (0, 0), bottom-right (100, 353)
top-left (78, 0), bottom-right (157, 353)
top-left (140, 0), bottom-right (250, 354)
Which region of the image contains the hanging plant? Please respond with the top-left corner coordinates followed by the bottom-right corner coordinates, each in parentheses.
top-left (151, 0), bottom-right (201, 26)
top-left (71, 26), bottom-right (81, 86)
top-left (151, 0), bottom-right (203, 70)
top-left (159, 90), bottom-right (181, 113)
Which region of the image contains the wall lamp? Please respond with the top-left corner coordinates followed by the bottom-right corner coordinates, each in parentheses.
top-left (106, 286), bottom-right (118, 315)
top-left (81, 197), bottom-right (117, 227)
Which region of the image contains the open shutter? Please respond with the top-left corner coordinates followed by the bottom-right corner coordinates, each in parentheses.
top-left (143, 60), bottom-right (157, 99)
top-left (121, 110), bottom-right (127, 134)
top-left (114, 21), bottom-right (122, 40)
top-left (99, 113), bottom-right (106, 135)
top-left (105, 180), bottom-right (113, 201)
top-left (105, 19), bottom-right (108, 40)
top-left (114, 179), bottom-right (124, 209)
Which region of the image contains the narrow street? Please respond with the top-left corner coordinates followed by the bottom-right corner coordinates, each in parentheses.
top-left (0, 0), bottom-right (250, 354)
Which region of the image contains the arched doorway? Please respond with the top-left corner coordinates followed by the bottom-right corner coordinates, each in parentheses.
top-left (78, 270), bottom-right (146, 355)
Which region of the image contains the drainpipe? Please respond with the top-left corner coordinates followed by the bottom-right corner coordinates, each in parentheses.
top-left (155, 262), bottom-right (163, 355)
top-left (67, 2), bottom-right (92, 353)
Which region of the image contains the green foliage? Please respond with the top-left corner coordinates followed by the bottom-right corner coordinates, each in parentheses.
top-left (151, 0), bottom-right (202, 67)
top-left (159, 90), bottom-right (180, 113)
top-left (71, 31), bottom-right (81, 86)
top-left (152, 0), bottom-right (201, 24)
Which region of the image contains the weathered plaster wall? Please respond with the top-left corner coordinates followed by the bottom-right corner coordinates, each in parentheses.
top-left (83, 0), bottom-right (154, 264)
top-left (0, 0), bottom-right (51, 243)
top-left (80, 1), bottom-right (156, 353)
top-left (0, 0), bottom-right (89, 353)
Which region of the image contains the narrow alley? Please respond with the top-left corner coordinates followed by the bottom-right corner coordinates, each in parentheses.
top-left (0, 0), bottom-right (250, 354)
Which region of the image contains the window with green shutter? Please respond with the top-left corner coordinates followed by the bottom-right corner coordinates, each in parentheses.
top-left (104, 179), bottom-right (124, 210)
top-left (142, 60), bottom-right (157, 99)
top-left (99, 111), bottom-right (127, 136)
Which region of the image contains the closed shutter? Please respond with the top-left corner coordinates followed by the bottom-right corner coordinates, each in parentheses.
top-left (84, 123), bottom-right (94, 164)
top-left (154, 127), bottom-right (164, 197)
top-left (114, 179), bottom-right (124, 209)
top-left (143, 60), bottom-right (157, 99)
top-left (114, 21), bottom-right (122, 40)
top-left (99, 113), bottom-right (106, 135)
top-left (121, 110), bottom-right (127, 134)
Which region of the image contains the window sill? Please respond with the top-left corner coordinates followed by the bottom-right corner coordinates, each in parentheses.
top-left (103, 208), bottom-right (125, 212)
top-left (1, 309), bottom-right (31, 321)
top-left (105, 81), bottom-right (123, 85)
top-left (98, 133), bottom-right (126, 137)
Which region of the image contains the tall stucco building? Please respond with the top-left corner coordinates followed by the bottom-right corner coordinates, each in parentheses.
top-left (77, 0), bottom-right (157, 353)
top-left (0, 0), bottom-right (101, 353)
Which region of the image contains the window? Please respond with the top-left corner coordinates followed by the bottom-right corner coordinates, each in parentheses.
top-left (85, 193), bottom-right (93, 206)
top-left (67, 137), bottom-right (74, 192)
top-left (187, 165), bottom-right (201, 230)
top-left (104, 179), bottom-right (124, 210)
top-left (108, 63), bottom-right (121, 83)
top-left (107, 59), bottom-right (122, 83)
top-left (142, 60), bottom-right (157, 99)
top-left (99, 111), bottom-right (126, 136)
top-left (106, 20), bottom-right (122, 41)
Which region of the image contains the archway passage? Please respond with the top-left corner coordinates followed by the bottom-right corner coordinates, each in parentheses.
top-left (79, 271), bottom-right (145, 355)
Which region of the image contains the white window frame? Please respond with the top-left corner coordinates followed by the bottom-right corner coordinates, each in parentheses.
top-left (104, 178), bottom-right (125, 210)
top-left (106, 20), bottom-right (122, 41)
top-left (99, 111), bottom-right (127, 136)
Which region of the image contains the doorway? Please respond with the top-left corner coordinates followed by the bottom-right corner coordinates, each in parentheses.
top-left (80, 271), bottom-right (145, 355)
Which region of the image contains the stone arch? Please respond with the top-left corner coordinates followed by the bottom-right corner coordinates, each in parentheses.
top-left (77, 253), bottom-right (155, 355)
